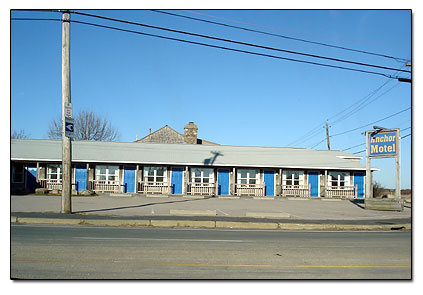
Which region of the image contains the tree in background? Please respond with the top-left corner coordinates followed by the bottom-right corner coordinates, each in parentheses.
top-left (11, 129), bottom-right (30, 139)
top-left (47, 110), bottom-right (120, 141)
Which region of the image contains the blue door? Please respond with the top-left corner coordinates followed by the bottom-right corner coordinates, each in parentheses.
top-left (264, 170), bottom-right (275, 196)
top-left (26, 166), bottom-right (37, 192)
top-left (75, 166), bottom-right (87, 191)
top-left (308, 171), bottom-right (319, 197)
top-left (354, 172), bottom-right (365, 198)
top-left (217, 169), bottom-right (230, 195)
top-left (123, 166), bottom-right (136, 193)
top-left (171, 168), bottom-right (183, 194)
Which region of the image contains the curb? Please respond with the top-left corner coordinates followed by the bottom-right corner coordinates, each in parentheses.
top-left (11, 216), bottom-right (411, 231)
top-left (170, 209), bottom-right (217, 216)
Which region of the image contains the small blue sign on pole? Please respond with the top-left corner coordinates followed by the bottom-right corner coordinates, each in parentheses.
top-left (65, 117), bottom-right (75, 138)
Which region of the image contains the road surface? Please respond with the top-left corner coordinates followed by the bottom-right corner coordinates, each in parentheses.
top-left (11, 224), bottom-right (411, 279)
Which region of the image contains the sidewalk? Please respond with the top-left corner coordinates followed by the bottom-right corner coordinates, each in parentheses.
top-left (11, 194), bottom-right (411, 231)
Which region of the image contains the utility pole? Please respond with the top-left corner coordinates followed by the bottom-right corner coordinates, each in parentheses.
top-left (61, 11), bottom-right (72, 213)
top-left (325, 121), bottom-right (330, 150)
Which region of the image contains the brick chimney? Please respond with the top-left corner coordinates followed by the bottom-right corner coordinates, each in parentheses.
top-left (184, 122), bottom-right (198, 144)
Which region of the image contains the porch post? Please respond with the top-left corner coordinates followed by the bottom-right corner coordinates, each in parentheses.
top-left (36, 162), bottom-right (40, 182)
top-left (136, 165), bottom-right (139, 193)
top-left (324, 169), bottom-right (328, 197)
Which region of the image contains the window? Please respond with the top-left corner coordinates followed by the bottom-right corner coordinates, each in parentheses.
top-left (96, 165), bottom-right (119, 183)
top-left (144, 166), bottom-right (167, 183)
top-left (237, 169), bottom-right (259, 185)
top-left (283, 170), bottom-right (304, 186)
top-left (191, 168), bottom-right (214, 185)
top-left (47, 164), bottom-right (62, 180)
top-left (329, 172), bottom-right (350, 187)
top-left (12, 163), bottom-right (24, 183)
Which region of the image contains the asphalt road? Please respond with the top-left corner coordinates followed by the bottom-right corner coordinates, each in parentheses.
top-left (11, 224), bottom-right (411, 279)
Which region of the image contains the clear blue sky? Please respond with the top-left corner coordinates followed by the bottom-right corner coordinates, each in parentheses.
top-left (10, 9), bottom-right (411, 189)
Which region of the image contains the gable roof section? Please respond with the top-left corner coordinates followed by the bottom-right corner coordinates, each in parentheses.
top-left (135, 125), bottom-right (219, 145)
top-left (11, 139), bottom-right (370, 171)
top-left (135, 125), bottom-right (185, 144)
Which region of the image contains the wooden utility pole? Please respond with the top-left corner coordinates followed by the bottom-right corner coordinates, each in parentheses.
top-left (365, 130), bottom-right (372, 200)
top-left (61, 11), bottom-right (72, 213)
top-left (325, 121), bottom-right (331, 150)
top-left (395, 131), bottom-right (401, 199)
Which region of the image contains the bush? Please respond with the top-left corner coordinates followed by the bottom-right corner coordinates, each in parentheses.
top-left (373, 182), bottom-right (387, 198)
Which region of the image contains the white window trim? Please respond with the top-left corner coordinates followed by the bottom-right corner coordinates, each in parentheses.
top-left (143, 166), bottom-right (168, 183)
top-left (328, 171), bottom-right (350, 187)
top-left (47, 164), bottom-right (62, 180)
top-left (191, 168), bottom-right (214, 186)
top-left (96, 165), bottom-right (119, 184)
top-left (237, 169), bottom-right (260, 185)
top-left (282, 170), bottom-right (304, 186)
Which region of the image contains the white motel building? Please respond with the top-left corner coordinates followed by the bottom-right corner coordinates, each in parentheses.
top-left (11, 122), bottom-right (373, 199)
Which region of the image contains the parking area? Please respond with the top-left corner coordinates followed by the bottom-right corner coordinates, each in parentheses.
top-left (11, 194), bottom-right (411, 220)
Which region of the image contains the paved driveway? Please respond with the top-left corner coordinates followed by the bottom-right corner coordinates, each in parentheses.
top-left (11, 195), bottom-right (411, 220)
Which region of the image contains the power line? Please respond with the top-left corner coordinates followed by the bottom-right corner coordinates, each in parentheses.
top-left (288, 62), bottom-right (407, 147)
top-left (152, 10), bottom-right (409, 63)
top-left (309, 107), bottom-right (411, 149)
top-left (65, 19), bottom-right (401, 79)
top-left (343, 142), bottom-right (366, 151)
top-left (68, 11), bottom-right (410, 74)
top-left (330, 82), bottom-right (400, 126)
top-left (330, 107), bottom-right (411, 138)
top-left (11, 16), bottom-right (407, 79)
top-left (287, 121), bottom-right (326, 146)
top-left (292, 79), bottom-right (393, 147)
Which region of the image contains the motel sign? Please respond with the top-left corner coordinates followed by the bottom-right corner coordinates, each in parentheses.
top-left (369, 131), bottom-right (398, 157)
top-left (365, 128), bottom-right (400, 202)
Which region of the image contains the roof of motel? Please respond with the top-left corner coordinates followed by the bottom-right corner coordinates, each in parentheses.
top-left (11, 139), bottom-right (369, 171)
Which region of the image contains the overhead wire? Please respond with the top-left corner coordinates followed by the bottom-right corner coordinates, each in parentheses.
top-left (67, 11), bottom-right (410, 75)
top-left (11, 14), bottom-right (409, 80)
top-left (308, 107), bottom-right (411, 149)
top-left (15, 16), bottom-right (398, 79)
top-left (330, 107), bottom-right (410, 137)
top-left (152, 10), bottom-right (409, 63)
top-left (294, 79), bottom-right (393, 147)
top-left (289, 60), bottom-right (407, 147)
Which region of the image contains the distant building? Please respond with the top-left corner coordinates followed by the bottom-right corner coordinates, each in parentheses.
top-left (135, 122), bottom-right (218, 145)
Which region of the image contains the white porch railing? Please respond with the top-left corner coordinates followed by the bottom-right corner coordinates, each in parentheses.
top-left (326, 185), bottom-right (357, 199)
top-left (235, 183), bottom-right (265, 197)
top-left (138, 182), bottom-right (170, 194)
top-left (187, 182), bottom-right (216, 196)
top-left (88, 180), bottom-right (122, 193)
top-left (280, 184), bottom-right (311, 198)
top-left (38, 179), bottom-right (77, 191)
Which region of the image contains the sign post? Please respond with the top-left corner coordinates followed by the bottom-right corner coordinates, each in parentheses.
top-left (365, 128), bottom-right (402, 211)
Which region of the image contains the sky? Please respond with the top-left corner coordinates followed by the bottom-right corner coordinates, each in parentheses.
top-left (10, 9), bottom-right (412, 189)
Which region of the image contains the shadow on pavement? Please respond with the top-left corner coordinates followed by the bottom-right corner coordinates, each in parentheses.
top-left (349, 199), bottom-right (365, 209)
top-left (73, 196), bottom-right (214, 214)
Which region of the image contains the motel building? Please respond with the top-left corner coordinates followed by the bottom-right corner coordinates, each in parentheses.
top-left (11, 122), bottom-right (375, 199)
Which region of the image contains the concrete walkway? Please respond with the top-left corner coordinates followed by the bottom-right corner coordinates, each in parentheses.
top-left (11, 195), bottom-right (411, 231)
